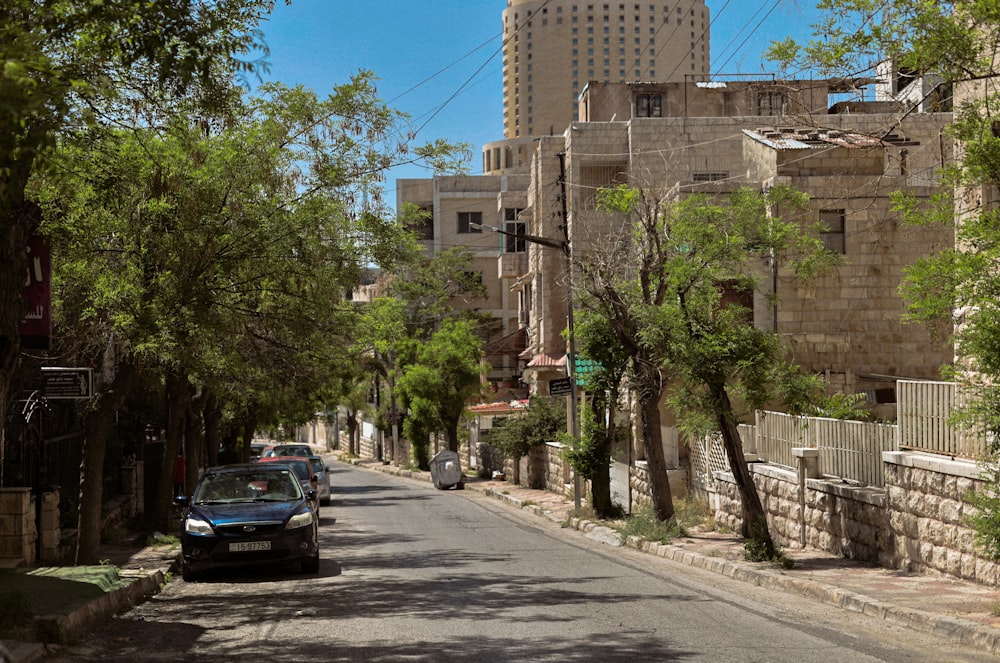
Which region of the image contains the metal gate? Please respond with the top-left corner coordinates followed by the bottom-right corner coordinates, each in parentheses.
top-left (610, 460), bottom-right (630, 514)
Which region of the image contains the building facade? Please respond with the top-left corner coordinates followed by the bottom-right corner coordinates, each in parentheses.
top-left (500, 0), bottom-right (711, 139)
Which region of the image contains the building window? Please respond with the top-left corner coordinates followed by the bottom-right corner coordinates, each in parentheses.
top-left (692, 172), bottom-right (728, 182)
top-left (757, 91), bottom-right (785, 116)
top-left (635, 93), bottom-right (662, 117)
top-left (457, 211), bottom-right (483, 234)
top-left (505, 208), bottom-right (526, 253)
top-left (819, 209), bottom-right (846, 253)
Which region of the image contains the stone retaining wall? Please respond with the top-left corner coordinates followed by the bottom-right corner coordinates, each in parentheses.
top-left (712, 451), bottom-right (1000, 586)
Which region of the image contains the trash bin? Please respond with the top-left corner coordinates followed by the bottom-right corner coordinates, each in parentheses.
top-left (429, 450), bottom-right (464, 490)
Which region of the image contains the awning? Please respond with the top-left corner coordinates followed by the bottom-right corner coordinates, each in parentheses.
top-left (467, 399), bottom-right (530, 415)
top-left (482, 328), bottom-right (528, 356)
top-left (525, 352), bottom-right (566, 368)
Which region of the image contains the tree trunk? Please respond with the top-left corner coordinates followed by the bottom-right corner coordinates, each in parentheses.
top-left (345, 409), bottom-right (359, 455)
top-left (711, 381), bottom-right (774, 557)
top-left (445, 420), bottom-right (459, 453)
top-left (184, 387), bottom-right (206, 498)
top-left (0, 189), bottom-right (34, 471)
top-left (204, 392), bottom-right (222, 468)
top-left (75, 354), bottom-right (138, 565)
top-left (589, 394), bottom-right (615, 518)
top-left (631, 357), bottom-right (676, 522)
top-left (240, 410), bottom-right (257, 464)
top-left (151, 370), bottom-right (189, 532)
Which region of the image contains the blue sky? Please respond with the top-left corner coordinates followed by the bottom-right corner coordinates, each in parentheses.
top-left (258, 1), bottom-right (824, 193)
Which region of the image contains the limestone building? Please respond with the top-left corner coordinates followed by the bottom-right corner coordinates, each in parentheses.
top-left (490, 0), bottom-right (710, 172)
top-left (516, 79), bottom-right (953, 407)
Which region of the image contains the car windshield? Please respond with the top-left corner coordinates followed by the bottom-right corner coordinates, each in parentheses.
top-left (285, 462), bottom-right (310, 481)
top-left (194, 470), bottom-right (303, 503)
top-left (273, 446), bottom-right (310, 457)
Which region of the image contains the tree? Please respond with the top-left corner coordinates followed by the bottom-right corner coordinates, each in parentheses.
top-left (396, 319), bottom-right (485, 467)
top-left (38, 74), bottom-right (452, 557)
top-left (767, 0), bottom-right (1000, 558)
top-left (565, 310), bottom-right (630, 517)
top-left (0, 0), bottom-right (281, 470)
top-left (488, 396), bottom-right (567, 484)
top-left (581, 184), bottom-right (834, 555)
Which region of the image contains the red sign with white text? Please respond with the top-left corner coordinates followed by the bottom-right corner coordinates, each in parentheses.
top-left (19, 234), bottom-right (51, 350)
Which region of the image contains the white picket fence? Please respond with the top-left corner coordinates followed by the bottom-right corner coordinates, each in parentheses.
top-left (692, 379), bottom-right (987, 488)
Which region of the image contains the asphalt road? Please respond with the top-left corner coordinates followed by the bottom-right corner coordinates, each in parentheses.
top-left (43, 461), bottom-right (997, 662)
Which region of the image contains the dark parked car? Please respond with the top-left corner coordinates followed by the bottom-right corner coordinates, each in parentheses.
top-left (261, 443), bottom-right (313, 459)
top-left (257, 456), bottom-right (321, 512)
top-left (308, 455), bottom-right (331, 506)
top-left (175, 464), bottom-right (319, 581)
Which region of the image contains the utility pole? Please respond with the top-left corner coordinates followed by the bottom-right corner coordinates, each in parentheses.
top-left (471, 152), bottom-right (582, 509)
top-left (557, 152), bottom-right (582, 511)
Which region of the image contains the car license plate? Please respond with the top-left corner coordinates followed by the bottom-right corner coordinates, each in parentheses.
top-left (229, 541), bottom-right (270, 552)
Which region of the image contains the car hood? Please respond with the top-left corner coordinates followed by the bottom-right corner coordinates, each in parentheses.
top-left (189, 500), bottom-right (307, 526)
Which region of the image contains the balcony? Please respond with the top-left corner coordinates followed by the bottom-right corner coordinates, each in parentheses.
top-left (499, 251), bottom-right (528, 279)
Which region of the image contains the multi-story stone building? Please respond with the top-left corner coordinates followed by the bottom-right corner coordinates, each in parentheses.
top-left (487, 0), bottom-right (710, 174)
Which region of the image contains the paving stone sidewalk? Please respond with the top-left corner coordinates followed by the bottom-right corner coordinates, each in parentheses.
top-left (342, 454), bottom-right (1000, 657)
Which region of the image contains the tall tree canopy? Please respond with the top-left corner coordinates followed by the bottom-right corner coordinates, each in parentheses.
top-left (0, 0), bottom-right (283, 468)
top-left (581, 184), bottom-right (835, 555)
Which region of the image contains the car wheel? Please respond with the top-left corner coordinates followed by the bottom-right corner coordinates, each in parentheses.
top-left (301, 555), bottom-right (320, 574)
top-left (181, 561), bottom-right (199, 582)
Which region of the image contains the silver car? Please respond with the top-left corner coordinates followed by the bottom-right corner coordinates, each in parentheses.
top-left (308, 456), bottom-right (331, 506)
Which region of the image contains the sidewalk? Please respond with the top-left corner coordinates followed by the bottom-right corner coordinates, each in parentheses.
top-left (1, 537), bottom-right (178, 663)
top-left (341, 453), bottom-right (1000, 657)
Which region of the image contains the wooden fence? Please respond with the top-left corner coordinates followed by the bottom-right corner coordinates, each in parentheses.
top-left (693, 379), bottom-right (988, 488)
top-left (897, 379), bottom-right (986, 459)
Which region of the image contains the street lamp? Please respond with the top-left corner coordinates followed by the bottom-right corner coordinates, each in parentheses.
top-left (471, 215), bottom-right (582, 510)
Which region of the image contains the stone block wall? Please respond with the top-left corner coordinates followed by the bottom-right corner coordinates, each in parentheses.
top-left (711, 451), bottom-right (1000, 586)
top-left (883, 451), bottom-right (1000, 584)
top-left (544, 442), bottom-right (570, 494)
top-left (0, 488), bottom-right (36, 566)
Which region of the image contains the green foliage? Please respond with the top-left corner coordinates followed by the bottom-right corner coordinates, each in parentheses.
top-left (563, 403), bottom-right (615, 480)
top-left (488, 397), bottom-right (566, 460)
top-left (586, 184), bottom-right (837, 428)
top-left (775, 3), bottom-right (1000, 553)
top-left (807, 391), bottom-right (872, 420)
top-left (744, 537), bottom-right (794, 568)
top-left (967, 459), bottom-right (1000, 562)
top-left (764, 1), bottom-right (995, 85)
top-left (396, 318), bottom-right (485, 459)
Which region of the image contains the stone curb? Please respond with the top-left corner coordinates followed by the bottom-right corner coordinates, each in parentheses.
top-left (4, 567), bottom-right (172, 663)
top-left (347, 456), bottom-right (1000, 657)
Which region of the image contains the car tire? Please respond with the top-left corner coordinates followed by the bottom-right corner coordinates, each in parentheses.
top-left (181, 562), bottom-right (198, 582)
top-left (301, 555), bottom-right (320, 574)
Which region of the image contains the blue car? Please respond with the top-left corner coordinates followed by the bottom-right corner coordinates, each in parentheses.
top-left (175, 464), bottom-right (319, 580)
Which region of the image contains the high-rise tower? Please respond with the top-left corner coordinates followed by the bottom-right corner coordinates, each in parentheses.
top-left (501, 0), bottom-right (711, 139)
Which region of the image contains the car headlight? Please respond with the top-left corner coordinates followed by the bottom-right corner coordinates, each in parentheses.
top-left (286, 509), bottom-right (314, 530)
top-left (185, 516), bottom-right (213, 535)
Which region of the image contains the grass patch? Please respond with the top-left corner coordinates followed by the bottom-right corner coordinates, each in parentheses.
top-left (614, 507), bottom-right (686, 545)
top-left (148, 532), bottom-right (180, 548)
top-left (614, 497), bottom-right (719, 544)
